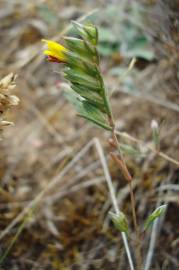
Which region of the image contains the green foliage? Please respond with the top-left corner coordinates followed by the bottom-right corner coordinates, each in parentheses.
top-left (65, 37), bottom-right (99, 64)
top-left (151, 120), bottom-right (160, 150)
top-left (96, 3), bottom-right (155, 61)
top-left (72, 21), bottom-right (98, 46)
top-left (64, 90), bottom-right (111, 130)
top-left (144, 205), bottom-right (167, 231)
top-left (63, 22), bottom-right (112, 130)
top-left (37, 3), bottom-right (58, 26)
top-left (119, 143), bottom-right (141, 157)
top-left (109, 211), bottom-right (129, 233)
top-left (123, 36), bottom-right (154, 61)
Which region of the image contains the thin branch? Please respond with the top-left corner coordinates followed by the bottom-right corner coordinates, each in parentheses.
top-left (94, 138), bottom-right (135, 270)
top-left (115, 131), bottom-right (179, 167)
top-left (108, 115), bottom-right (142, 269)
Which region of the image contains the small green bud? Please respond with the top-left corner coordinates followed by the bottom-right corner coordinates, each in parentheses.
top-left (109, 211), bottom-right (129, 233)
top-left (144, 204), bottom-right (167, 231)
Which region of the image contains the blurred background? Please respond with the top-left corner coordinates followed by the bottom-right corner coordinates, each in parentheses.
top-left (0, 0), bottom-right (179, 269)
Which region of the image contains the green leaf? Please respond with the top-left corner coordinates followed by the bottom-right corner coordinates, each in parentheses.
top-left (144, 205), bottom-right (167, 231)
top-left (71, 84), bottom-right (107, 112)
top-left (64, 37), bottom-right (98, 63)
top-left (80, 101), bottom-right (111, 130)
top-left (37, 4), bottom-right (58, 26)
top-left (64, 90), bottom-right (111, 130)
top-left (123, 37), bottom-right (155, 61)
top-left (64, 68), bottom-right (101, 91)
top-left (109, 211), bottom-right (129, 233)
top-left (64, 53), bottom-right (99, 77)
top-left (65, 37), bottom-right (95, 54)
top-left (151, 120), bottom-right (160, 149)
top-left (119, 143), bottom-right (140, 156)
top-left (72, 21), bottom-right (98, 45)
top-left (83, 24), bottom-right (98, 45)
top-left (98, 27), bottom-right (118, 43)
top-left (98, 44), bottom-right (118, 57)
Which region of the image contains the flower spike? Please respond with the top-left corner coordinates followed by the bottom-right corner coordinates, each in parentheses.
top-left (42, 39), bottom-right (68, 63)
top-left (42, 22), bottom-right (112, 131)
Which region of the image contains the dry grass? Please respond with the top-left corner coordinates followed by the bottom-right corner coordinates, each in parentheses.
top-left (0, 0), bottom-right (179, 269)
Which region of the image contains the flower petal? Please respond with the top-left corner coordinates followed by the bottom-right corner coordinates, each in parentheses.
top-left (43, 50), bottom-right (57, 58)
top-left (42, 39), bottom-right (67, 52)
top-left (42, 39), bottom-right (68, 62)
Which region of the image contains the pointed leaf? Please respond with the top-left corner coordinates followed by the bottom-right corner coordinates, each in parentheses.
top-left (144, 204), bottom-right (167, 231)
top-left (71, 84), bottom-right (107, 112)
top-left (64, 68), bottom-right (101, 91)
top-left (64, 90), bottom-right (111, 130)
top-left (72, 21), bottom-right (98, 45)
top-left (119, 143), bottom-right (140, 156)
top-left (65, 48), bottom-right (99, 67)
top-left (64, 37), bottom-right (95, 58)
top-left (79, 101), bottom-right (111, 130)
top-left (64, 53), bottom-right (100, 78)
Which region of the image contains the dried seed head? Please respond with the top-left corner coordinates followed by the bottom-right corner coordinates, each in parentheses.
top-left (0, 121), bottom-right (14, 127)
top-left (0, 73), bottom-right (19, 133)
top-left (0, 73), bottom-right (17, 92)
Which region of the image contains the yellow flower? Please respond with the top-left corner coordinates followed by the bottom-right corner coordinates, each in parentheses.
top-left (42, 39), bottom-right (68, 63)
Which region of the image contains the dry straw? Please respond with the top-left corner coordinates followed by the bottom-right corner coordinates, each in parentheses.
top-left (0, 73), bottom-right (19, 132)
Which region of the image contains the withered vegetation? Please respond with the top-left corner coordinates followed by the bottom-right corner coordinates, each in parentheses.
top-left (0, 1), bottom-right (178, 269)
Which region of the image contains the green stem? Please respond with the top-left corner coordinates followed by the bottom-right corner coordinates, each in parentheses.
top-left (107, 105), bottom-right (142, 269)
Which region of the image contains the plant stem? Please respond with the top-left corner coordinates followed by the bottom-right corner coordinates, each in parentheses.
top-left (108, 112), bottom-right (142, 269)
top-left (129, 181), bottom-right (138, 238)
top-left (129, 181), bottom-right (142, 270)
top-left (0, 210), bottom-right (33, 265)
top-left (95, 138), bottom-right (135, 270)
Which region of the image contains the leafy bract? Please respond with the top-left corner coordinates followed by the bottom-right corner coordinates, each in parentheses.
top-left (64, 90), bottom-right (111, 130)
top-left (144, 205), bottom-right (167, 231)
